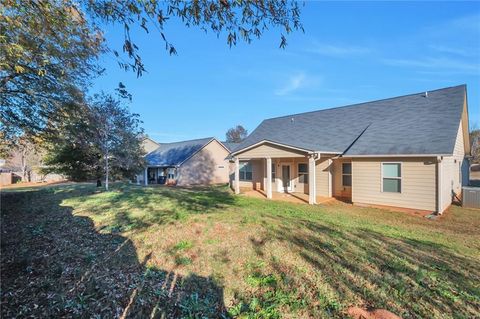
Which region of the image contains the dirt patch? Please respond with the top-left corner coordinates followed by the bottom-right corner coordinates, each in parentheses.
top-left (347, 306), bottom-right (402, 319)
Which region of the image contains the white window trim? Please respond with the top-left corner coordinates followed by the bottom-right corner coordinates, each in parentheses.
top-left (298, 162), bottom-right (309, 184)
top-left (239, 161), bottom-right (253, 181)
top-left (342, 162), bottom-right (352, 187)
top-left (278, 162), bottom-right (294, 192)
top-left (271, 162), bottom-right (276, 182)
top-left (381, 162), bottom-right (402, 193)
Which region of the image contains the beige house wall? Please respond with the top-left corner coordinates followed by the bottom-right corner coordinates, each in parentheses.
top-left (315, 156), bottom-right (332, 197)
top-left (176, 140), bottom-right (230, 186)
top-left (0, 172), bottom-right (12, 186)
top-left (142, 138), bottom-right (159, 154)
top-left (439, 120), bottom-right (466, 212)
top-left (351, 157), bottom-right (437, 211)
top-left (332, 158), bottom-right (352, 198)
top-left (237, 159), bottom-right (265, 190)
top-left (234, 156), bottom-right (333, 197)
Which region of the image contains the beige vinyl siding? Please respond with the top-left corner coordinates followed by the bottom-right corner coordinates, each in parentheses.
top-left (142, 138), bottom-right (159, 154)
top-left (315, 156), bottom-right (332, 197)
top-left (238, 159), bottom-right (264, 190)
top-left (273, 158), bottom-right (310, 194)
top-left (236, 143), bottom-right (307, 158)
top-left (332, 158), bottom-right (352, 198)
top-left (439, 120), bottom-right (466, 212)
top-left (352, 158), bottom-right (437, 211)
top-left (291, 159), bottom-right (308, 194)
top-left (176, 140), bottom-right (230, 186)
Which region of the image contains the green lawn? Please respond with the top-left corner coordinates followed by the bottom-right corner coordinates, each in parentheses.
top-left (1, 183), bottom-right (479, 318)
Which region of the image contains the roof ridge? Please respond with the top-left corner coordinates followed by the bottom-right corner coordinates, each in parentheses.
top-left (160, 137), bottom-right (214, 145)
top-left (264, 84), bottom-right (466, 122)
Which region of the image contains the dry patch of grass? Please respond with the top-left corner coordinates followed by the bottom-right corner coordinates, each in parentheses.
top-left (1, 183), bottom-right (479, 318)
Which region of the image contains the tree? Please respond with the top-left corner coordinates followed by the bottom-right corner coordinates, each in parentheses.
top-left (86, 0), bottom-right (304, 76)
top-left (89, 93), bottom-right (145, 190)
top-left (226, 125), bottom-right (248, 143)
top-left (5, 137), bottom-right (43, 182)
top-left (43, 94), bottom-right (145, 189)
top-left (0, 1), bottom-right (104, 140)
top-left (2, 1), bottom-right (302, 138)
top-left (470, 127), bottom-right (480, 164)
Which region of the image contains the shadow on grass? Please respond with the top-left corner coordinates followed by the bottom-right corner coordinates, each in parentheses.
top-left (254, 215), bottom-right (480, 318)
top-left (1, 188), bottom-right (226, 318)
top-left (83, 184), bottom-right (238, 232)
top-left (37, 183), bottom-right (237, 234)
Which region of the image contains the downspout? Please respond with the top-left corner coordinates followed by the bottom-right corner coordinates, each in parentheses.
top-left (437, 156), bottom-right (443, 214)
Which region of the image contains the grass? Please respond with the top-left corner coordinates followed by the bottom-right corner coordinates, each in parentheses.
top-left (1, 182), bottom-right (479, 318)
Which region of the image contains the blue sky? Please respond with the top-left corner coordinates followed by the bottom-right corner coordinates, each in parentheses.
top-left (92, 1), bottom-right (480, 142)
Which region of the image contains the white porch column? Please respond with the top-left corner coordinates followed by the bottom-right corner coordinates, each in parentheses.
top-left (144, 167), bottom-right (148, 186)
top-left (328, 158), bottom-right (333, 198)
top-left (234, 158), bottom-right (240, 194)
top-left (266, 157), bottom-right (272, 199)
top-left (309, 155), bottom-right (317, 204)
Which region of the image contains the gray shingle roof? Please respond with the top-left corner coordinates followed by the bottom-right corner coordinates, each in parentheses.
top-left (145, 137), bottom-right (214, 166)
top-left (221, 141), bottom-right (240, 152)
top-left (232, 85), bottom-right (466, 156)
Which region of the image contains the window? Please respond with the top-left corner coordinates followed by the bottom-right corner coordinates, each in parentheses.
top-left (298, 163), bottom-right (308, 183)
top-left (342, 163), bottom-right (352, 186)
top-left (167, 168), bottom-right (176, 180)
top-left (271, 163), bottom-right (276, 182)
top-left (382, 163), bottom-right (401, 193)
top-left (239, 162), bottom-right (252, 181)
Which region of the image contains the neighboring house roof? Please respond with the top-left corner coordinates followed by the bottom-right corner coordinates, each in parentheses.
top-left (221, 141), bottom-right (241, 152)
top-left (231, 85), bottom-right (466, 156)
top-left (146, 137), bottom-right (217, 166)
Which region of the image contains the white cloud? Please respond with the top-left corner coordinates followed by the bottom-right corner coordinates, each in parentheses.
top-left (306, 42), bottom-right (371, 57)
top-left (275, 73), bottom-right (308, 96)
top-left (274, 72), bottom-right (321, 96)
top-left (428, 45), bottom-right (472, 57)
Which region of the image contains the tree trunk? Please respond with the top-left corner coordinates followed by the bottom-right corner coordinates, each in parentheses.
top-left (21, 148), bottom-right (27, 182)
top-left (105, 150), bottom-right (109, 191)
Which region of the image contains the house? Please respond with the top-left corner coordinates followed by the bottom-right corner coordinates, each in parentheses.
top-left (229, 85), bottom-right (471, 214)
top-left (141, 137), bottom-right (160, 154)
top-left (137, 137), bottom-right (231, 186)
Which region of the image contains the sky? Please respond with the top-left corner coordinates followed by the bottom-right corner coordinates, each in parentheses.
top-left (92, 1), bottom-right (480, 143)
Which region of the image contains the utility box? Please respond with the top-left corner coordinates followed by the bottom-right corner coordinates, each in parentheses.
top-left (462, 187), bottom-right (480, 208)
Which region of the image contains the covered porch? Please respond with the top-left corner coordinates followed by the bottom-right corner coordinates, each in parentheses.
top-left (138, 166), bottom-right (177, 185)
top-left (243, 189), bottom-right (335, 205)
top-left (231, 141), bottom-right (338, 205)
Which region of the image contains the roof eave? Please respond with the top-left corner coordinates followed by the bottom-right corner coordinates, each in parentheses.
top-left (341, 153), bottom-right (452, 158)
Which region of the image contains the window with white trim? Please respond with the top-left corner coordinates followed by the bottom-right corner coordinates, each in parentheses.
top-left (271, 163), bottom-right (276, 182)
top-left (382, 163), bottom-right (401, 193)
top-left (298, 163), bottom-right (308, 183)
top-left (342, 163), bottom-right (352, 186)
top-left (239, 162), bottom-right (252, 181)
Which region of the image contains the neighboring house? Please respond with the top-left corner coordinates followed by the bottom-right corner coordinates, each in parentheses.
top-left (137, 137), bottom-right (231, 186)
top-left (141, 137), bottom-right (161, 154)
top-left (229, 85), bottom-right (471, 214)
